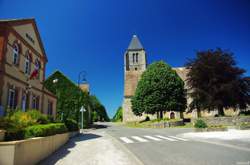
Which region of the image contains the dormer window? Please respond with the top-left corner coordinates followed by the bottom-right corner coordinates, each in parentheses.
top-left (12, 43), bottom-right (20, 65)
top-left (24, 51), bottom-right (32, 75)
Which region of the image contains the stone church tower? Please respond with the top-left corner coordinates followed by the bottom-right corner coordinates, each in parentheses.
top-left (122, 35), bottom-right (150, 122)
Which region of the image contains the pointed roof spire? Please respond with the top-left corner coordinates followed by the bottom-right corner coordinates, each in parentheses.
top-left (127, 35), bottom-right (144, 50)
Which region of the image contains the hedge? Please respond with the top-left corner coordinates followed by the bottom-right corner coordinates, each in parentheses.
top-left (24, 123), bottom-right (68, 139)
top-left (64, 119), bottom-right (79, 131)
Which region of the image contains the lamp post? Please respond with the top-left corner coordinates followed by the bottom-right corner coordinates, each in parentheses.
top-left (22, 84), bottom-right (32, 112)
top-left (77, 71), bottom-right (87, 127)
top-left (80, 106), bottom-right (86, 131)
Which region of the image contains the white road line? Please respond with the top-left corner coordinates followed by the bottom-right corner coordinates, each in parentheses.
top-left (144, 135), bottom-right (162, 141)
top-left (168, 136), bottom-right (189, 141)
top-left (155, 135), bottom-right (177, 141)
top-left (131, 136), bottom-right (149, 142)
top-left (120, 137), bottom-right (134, 143)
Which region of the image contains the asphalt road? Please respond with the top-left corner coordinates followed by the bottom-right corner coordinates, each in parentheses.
top-left (105, 122), bottom-right (250, 165)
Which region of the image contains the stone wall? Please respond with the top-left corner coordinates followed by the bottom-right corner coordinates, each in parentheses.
top-left (191, 116), bottom-right (250, 126)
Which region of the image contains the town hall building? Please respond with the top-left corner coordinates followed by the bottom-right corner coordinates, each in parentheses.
top-left (0, 18), bottom-right (57, 117)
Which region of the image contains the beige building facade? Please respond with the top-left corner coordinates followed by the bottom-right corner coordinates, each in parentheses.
top-left (0, 18), bottom-right (56, 117)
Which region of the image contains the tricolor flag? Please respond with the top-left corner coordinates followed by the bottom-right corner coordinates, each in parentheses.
top-left (29, 60), bottom-right (40, 80)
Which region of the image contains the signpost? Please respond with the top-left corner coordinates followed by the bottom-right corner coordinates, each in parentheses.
top-left (80, 106), bottom-right (86, 131)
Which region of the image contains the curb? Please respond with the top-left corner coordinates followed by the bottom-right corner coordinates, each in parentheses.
top-left (105, 132), bottom-right (144, 165)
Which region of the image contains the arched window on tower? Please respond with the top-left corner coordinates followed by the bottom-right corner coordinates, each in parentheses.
top-left (135, 53), bottom-right (138, 63)
top-left (12, 43), bottom-right (20, 65)
top-left (132, 53), bottom-right (135, 63)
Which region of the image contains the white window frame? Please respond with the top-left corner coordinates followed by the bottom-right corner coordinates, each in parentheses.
top-left (47, 101), bottom-right (53, 115)
top-left (7, 88), bottom-right (16, 109)
top-left (24, 53), bottom-right (31, 75)
top-left (32, 95), bottom-right (39, 110)
top-left (13, 43), bottom-right (19, 65)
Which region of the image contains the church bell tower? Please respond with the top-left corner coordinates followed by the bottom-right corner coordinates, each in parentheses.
top-left (123, 35), bottom-right (147, 122)
top-left (124, 35), bottom-right (146, 72)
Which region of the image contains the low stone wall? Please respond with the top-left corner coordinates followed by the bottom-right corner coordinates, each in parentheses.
top-left (0, 131), bottom-right (78, 165)
top-left (150, 120), bottom-right (184, 128)
top-left (0, 130), bottom-right (5, 141)
top-left (191, 116), bottom-right (250, 126)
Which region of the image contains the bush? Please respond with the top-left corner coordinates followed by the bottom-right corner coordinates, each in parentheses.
top-left (5, 128), bottom-right (25, 141)
top-left (65, 119), bottom-right (79, 131)
top-left (24, 123), bottom-right (68, 139)
top-left (26, 110), bottom-right (49, 124)
top-left (9, 111), bottom-right (37, 128)
top-left (194, 119), bottom-right (208, 128)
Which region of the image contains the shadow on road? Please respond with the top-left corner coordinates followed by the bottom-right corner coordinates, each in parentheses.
top-left (38, 133), bottom-right (102, 165)
top-left (91, 123), bottom-right (110, 129)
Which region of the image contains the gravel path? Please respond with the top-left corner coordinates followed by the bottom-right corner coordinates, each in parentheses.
top-left (39, 130), bottom-right (142, 165)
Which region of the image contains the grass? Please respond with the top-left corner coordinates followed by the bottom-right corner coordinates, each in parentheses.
top-left (123, 118), bottom-right (189, 128)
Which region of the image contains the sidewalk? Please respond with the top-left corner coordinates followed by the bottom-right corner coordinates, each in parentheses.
top-left (39, 130), bottom-right (142, 165)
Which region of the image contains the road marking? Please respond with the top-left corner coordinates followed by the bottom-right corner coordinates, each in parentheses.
top-left (131, 136), bottom-right (149, 142)
top-left (168, 136), bottom-right (189, 141)
top-left (144, 135), bottom-right (162, 141)
top-left (120, 137), bottom-right (134, 143)
top-left (155, 135), bottom-right (177, 141)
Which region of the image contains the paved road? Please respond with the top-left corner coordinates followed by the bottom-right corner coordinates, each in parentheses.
top-left (106, 123), bottom-right (250, 165)
top-left (41, 122), bottom-right (250, 165)
top-left (39, 127), bottom-right (142, 165)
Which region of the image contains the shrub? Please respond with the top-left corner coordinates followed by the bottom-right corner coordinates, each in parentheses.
top-left (24, 123), bottom-right (68, 139)
top-left (65, 119), bottom-right (79, 131)
top-left (9, 111), bottom-right (36, 128)
top-left (194, 119), bottom-right (208, 128)
top-left (26, 110), bottom-right (49, 124)
top-left (5, 128), bottom-right (25, 141)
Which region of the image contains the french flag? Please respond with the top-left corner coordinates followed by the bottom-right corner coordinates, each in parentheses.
top-left (29, 60), bottom-right (40, 80)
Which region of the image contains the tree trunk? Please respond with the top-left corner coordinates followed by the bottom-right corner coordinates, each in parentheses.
top-left (197, 108), bottom-right (201, 118)
top-left (159, 111), bottom-right (163, 119)
top-left (218, 106), bottom-right (224, 116)
top-left (157, 112), bottom-right (160, 119)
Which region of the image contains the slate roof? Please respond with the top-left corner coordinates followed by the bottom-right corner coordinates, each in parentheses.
top-left (128, 35), bottom-right (144, 50)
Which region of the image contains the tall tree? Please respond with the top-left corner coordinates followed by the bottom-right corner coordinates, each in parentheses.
top-left (131, 61), bottom-right (187, 119)
top-left (186, 48), bottom-right (250, 116)
top-left (89, 95), bottom-right (110, 122)
top-left (112, 106), bottom-right (123, 122)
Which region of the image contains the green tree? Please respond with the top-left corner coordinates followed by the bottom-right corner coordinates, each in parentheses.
top-left (112, 106), bottom-right (123, 122)
top-left (131, 61), bottom-right (187, 119)
top-left (89, 95), bottom-right (110, 122)
top-left (186, 48), bottom-right (250, 116)
top-left (44, 71), bottom-right (92, 127)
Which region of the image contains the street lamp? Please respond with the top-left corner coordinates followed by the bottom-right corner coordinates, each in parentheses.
top-left (22, 84), bottom-right (32, 112)
top-left (53, 78), bottom-right (63, 121)
top-left (80, 106), bottom-right (86, 131)
top-left (77, 71), bottom-right (87, 128)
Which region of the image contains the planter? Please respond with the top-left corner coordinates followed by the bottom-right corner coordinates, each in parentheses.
top-left (195, 127), bottom-right (228, 132)
top-left (0, 130), bottom-right (5, 142)
top-left (0, 131), bottom-right (78, 165)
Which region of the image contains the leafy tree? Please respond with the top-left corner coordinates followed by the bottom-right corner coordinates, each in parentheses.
top-left (131, 61), bottom-right (187, 119)
top-left (89, 95), bottom-right (110, 122)
top-left (44, 71), bottom-right (92, 127)
top-left (112, 106), bottom-right (123, 122)
top-left (186, 48), bottom-right (250, 116)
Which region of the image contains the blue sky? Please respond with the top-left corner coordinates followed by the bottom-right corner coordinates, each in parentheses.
top-left (1, 0), bottom-right (250, 118)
